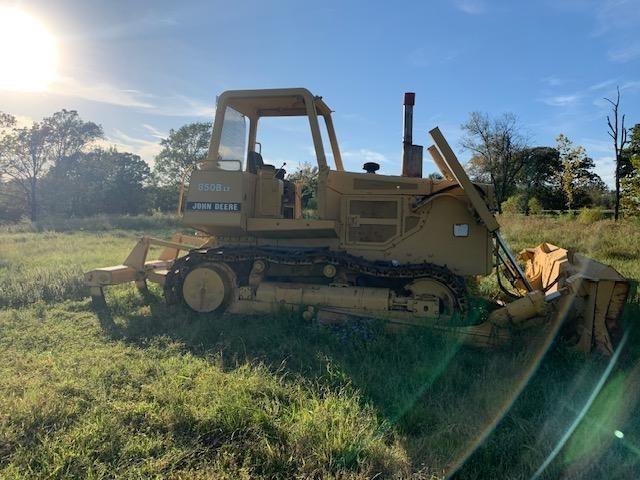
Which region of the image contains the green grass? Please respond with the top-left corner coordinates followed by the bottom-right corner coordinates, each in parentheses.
top-left (0, 214), bottom-right (639, 478)
top-left (0, 213), bottom-right (181, 234)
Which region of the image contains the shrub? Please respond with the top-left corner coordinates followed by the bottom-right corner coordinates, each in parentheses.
top-left (502, 194), bottom-right (524, 214)
top-left (527, 197), bottom-right (542, 215)
top-left (577, 207), bottom-right (604, 224)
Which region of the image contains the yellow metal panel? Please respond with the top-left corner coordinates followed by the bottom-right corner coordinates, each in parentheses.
top-left (84, 265), bottom-right (137, 286)
top-left (594, 280), bottom-right (616, 355)
top-left (427, 145), bottom-right (454, 181)
top-left (255, 282), bottom-right (390, 311)
top-left (429, 127), bottom-right (500, 232)
top-left (183, 170), bottom-right (245, 234)
top-left (246, 218), bottom-right (339, 238)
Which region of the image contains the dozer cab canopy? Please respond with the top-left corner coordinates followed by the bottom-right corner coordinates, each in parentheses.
top-left (203, 88), bottom-right (344, 173)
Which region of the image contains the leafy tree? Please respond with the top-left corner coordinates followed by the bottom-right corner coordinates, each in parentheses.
top-left (42, 148), bottom-right (150, 216)
top-left (153, 122), bottom-right (211, 186)
top-left (555, 134), bottom-right (603, 211)
top-left (621, 124), bottom-right (640, 216)
top-left (516, 146), bottom-right (561, 212)
top-left (144, 177), bottom-right (181, 213)
top-left (39, 110), bottom-right (104, 216)
top-left (0, 181), bottom-right (25, 222)
top-left (0, 110), bottom-right (103, 221)
top-left (580, 176), bottom-right (611, 209)
top-left (0, 112), bottom-right (16, 130)
top-left (0, 122), bottom-right (52, 221)
top-left (287, 162), bottom-right (318, 209)
top-left (527, 197), bottom-right (542, 215)
top-left (43, 109), bottom-right (103, 166)
top-left (0, 113), bottom-right (20, 220)
top-left (102, 149), bottom-right (150, 214)
top-left (625, 123), bottom-right (640, 154)
top-left (501, 194), bottom-right (524, 214)
top-left (461, 112), bottom-right (527, 211)
top-left (577, 206), bottom-right (604, 224)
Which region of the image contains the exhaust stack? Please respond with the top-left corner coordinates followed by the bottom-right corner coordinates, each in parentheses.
top-left (402, 92), bottom-right (423, 177)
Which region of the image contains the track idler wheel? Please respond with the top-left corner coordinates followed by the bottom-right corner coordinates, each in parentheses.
top-left (406, 277), bottom-right (468, 324)
top-left (181, 263), bottom-right (234, 313)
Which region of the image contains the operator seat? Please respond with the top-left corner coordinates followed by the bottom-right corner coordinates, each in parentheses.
top-left (247, 151), bottom-right (264, 174)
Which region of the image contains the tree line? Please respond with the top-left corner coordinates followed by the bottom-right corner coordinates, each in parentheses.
top-left (461, 87), bottom-right (639, 217)
top-left (0, 110), bottom-right (211, 222)
top-left (0, 99), bottom-right (638, 223)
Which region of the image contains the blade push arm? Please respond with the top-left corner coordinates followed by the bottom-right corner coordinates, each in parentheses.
top-left (428, 127), bottom-right (533, 292)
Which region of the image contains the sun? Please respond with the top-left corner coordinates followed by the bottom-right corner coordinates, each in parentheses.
top-left (0, 8), bottom-right (58, 92)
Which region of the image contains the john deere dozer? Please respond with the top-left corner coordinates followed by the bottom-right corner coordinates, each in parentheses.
top-left (85, 88), bottom-right (629, 355)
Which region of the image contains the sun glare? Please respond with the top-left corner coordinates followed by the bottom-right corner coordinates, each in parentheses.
top-left (0, 8), bottom-right (57, 92)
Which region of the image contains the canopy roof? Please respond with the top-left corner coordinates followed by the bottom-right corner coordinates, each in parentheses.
top-left (219, 88), bottom-right (332, 118)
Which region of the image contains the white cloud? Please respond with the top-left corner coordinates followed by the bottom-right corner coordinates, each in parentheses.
top-left (621, 80), bottom-right (640, 92)
top-left (541, 94), bottom-right (581, 107)
top-left (581, 138), bottom-right (613, 155)
top-left (51, 76), bottom-right (154, 108)
top-left (594, 0), bottom-right (640, 36)
top-left (150, 94), bottom-right (214, 117)
top-left (607, 42), bottom-right (640, 63)
top-left (106, 128), bottom-right (165, 165)
top-left (591, 0), bottom-right (640, 65)
top-left (542, 76), bottom-right (568, 87)
top-left (587, 79), bottom-right (617, 91)
top-left (453, 0), bottom-right (486, 14)
top-left (342, 149), bottom-right (389, 166)
top-left (142, 123), bottom-right (166, 139)
top-left (592, 97), bottom-right (610, 108)
top-left (593, 155), bottom-right (616, 187)
top-left (341, 148), bottom-right (401, 175)
top-left (589, 80), bottom-right (640, 108)
top-left (47, 76), bottom-right (214, 118)
top-left (540, 77), bottom-right (639, 109)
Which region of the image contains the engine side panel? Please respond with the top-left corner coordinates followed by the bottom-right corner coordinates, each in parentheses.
top-left (339, 193), bottom-right (492, 276)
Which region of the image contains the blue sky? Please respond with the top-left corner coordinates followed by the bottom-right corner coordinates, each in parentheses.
top-left (1, 0), bottom-right (639, 186)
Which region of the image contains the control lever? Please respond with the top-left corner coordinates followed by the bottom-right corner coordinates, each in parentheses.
top-left (275, 162), bottom-right (287, 180)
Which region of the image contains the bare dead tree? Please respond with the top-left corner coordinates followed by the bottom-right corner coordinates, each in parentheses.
top-left (605, 86), bottom-right (629, 221)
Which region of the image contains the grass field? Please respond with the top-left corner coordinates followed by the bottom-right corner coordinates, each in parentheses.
top-left (0, 214), bottom-right (639, 479)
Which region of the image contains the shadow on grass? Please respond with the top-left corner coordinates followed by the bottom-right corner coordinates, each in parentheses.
top-left (97, 290), bottom-right (472, 418)
top-left (91, 286), bottom-right (640, 479)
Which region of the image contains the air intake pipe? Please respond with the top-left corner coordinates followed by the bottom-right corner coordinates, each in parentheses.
top-left (402, 92), bottom-right (423, 177)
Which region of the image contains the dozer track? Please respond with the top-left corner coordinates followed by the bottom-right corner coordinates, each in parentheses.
top-left (163, 246), bottom-right (470, 323)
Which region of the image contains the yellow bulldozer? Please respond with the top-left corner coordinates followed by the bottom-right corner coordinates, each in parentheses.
top-left (85, 88), bottom-right (629, 355)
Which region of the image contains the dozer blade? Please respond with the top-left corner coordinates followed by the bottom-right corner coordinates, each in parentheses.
top-left (518, 243), bottom-right (629, 356)
top-left (85, 234), bottom-right (212, 308)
